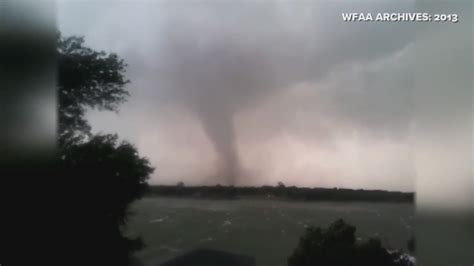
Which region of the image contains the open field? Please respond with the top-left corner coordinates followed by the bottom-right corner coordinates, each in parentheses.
top-left (128, 197), bottom-right (414, 266)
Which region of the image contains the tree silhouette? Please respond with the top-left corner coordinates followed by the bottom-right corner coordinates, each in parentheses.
top-left (288, 219), bottom-right (414, 266)
top-left (57, 33), bottom-right (153, 266)
top-left (57, 34), bottom-right (129, 146)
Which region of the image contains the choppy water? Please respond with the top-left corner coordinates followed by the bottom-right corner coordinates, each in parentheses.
top-left (128, 197), bottom-right (414, 266)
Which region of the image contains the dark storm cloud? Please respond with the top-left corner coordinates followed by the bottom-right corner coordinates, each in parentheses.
top-left (58, 0), bottom-right (416, 189)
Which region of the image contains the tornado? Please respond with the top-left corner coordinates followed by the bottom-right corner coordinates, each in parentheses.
top-left (196, 106), bottom-right (240, 185)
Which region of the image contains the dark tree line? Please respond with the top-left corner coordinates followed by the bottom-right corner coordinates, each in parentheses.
top-left (57, 34), bottom-right (153, 266)
top-left (149, 185), bottom-right (414, 203)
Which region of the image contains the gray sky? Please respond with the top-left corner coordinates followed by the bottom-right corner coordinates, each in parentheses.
top-left (57, 0), bottom-right (418, 191)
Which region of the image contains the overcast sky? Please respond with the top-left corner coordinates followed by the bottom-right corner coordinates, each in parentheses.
top-left (57, 0), bottom-right (418, 191)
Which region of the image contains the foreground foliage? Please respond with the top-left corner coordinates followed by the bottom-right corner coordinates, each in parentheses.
top-left (57, 34), bottom-right (153, 265)
top-left (288, 219), bottom-right (415, 266)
